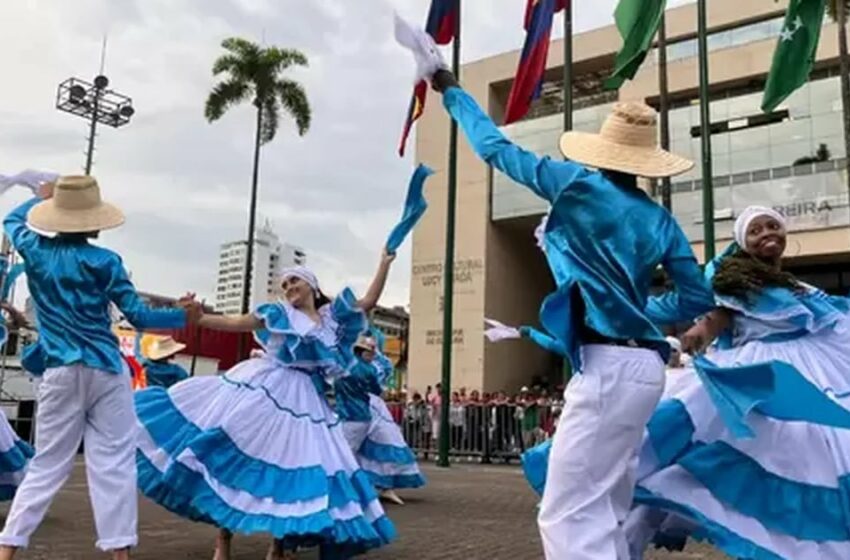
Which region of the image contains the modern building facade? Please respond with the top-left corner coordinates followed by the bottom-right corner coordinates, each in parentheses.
top-left (214, 221), bottom-right (306, 314)
top-left (409, 0), bottom-right (850, 393)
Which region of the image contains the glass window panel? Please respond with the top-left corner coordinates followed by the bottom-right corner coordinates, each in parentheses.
top-left (669, 39), bottom-right (697, 62)
top-left (812, 113), bottom-right (844, 143)
top-left (729, 127), bottom-right (770, 151)
top-left (731, 147), bottom-right (769, 174)
top-left (669, 108), bottom-right (693, 140)
top-left (708, 29), bottom-right (733, 51)
top-left (771, 138), bottom-right (815, 168)
top-left (808, 77), bottom-right (841, 116)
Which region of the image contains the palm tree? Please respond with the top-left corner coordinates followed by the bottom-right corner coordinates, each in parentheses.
top-left (827, 0), bottom-right (850, 194)
top-left (205, 37), bottom-right (311, 326)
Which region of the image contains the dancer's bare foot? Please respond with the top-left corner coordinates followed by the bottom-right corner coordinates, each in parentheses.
top-left (380, 489), bottom-right (404, 505)
top-left (112, 547), bottom-right (130, 560)
top-left (213, 529), bottom-right (232, 560)
top-left (0, 545), bottom-right (16, 560)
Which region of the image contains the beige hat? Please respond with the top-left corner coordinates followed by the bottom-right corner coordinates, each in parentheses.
top-left (559, 102), bottom-right (693, 179)
top-left (27, 175), bottom-right (125, 233)
top-left (146, 336), bottom-right (187, 361)
top-left (354, 335), bottom-right (376, 351)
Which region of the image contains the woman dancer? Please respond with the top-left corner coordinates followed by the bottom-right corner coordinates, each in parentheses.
top-left (0, 303), bottom-right (34, 502)
top-left (350, 332), bottom-right (425, 505)
top-left (622, 206), bottom-right (850, 559)
top-left (135, 252), bottom-right (398, 560)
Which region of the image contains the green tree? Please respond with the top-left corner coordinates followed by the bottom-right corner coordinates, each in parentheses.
top-left (205, 37), bottom-right (311, 324)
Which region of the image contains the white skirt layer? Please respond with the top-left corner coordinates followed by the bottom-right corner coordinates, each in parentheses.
top-left (135, 357), bottom-right (395, 549)
top-left (0, 408), bottom-right (30, 498)
top-left (631, 319), bottom-right (850, 559)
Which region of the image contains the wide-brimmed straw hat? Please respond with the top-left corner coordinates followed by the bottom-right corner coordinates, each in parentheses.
top-left (27, 175), bottom-right (125, 233)
top-left (559, 102), bottom-right (693, 178)
top-left (146, 336), bottom-right (187, 361)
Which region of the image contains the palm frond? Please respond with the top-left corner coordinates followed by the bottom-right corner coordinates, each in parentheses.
top-left (259, 97), bottom-right (280, 145)
top-left (221, 37), bottom-right (261, 61)
top-left (212, 54), bottom-right (246, 77)
top-left (277, 80), bottom-right (311, 136)
top-left (262, 47), bottom-right (309, 74)
top-left (827, 0), bottom-right (850, 21)
top-left (205, 79), bottom-right (251, 122)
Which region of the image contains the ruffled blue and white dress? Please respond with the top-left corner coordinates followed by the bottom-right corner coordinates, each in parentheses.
top-left (335, 348), bottom-right (425, 491)
top-left (626, 286), bottom-right (850, 559)
top-left (357, 394), bottom-right (426, 491)
top-left (0, 322), bottom-right (33, 501)
top-left (135, 289), bottom-right (396, 557)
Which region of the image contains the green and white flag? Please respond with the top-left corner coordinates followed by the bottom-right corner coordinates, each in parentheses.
top-left (761, 0), bottom-right (827, 112)
top-left (605, 0), bottom-right (668, 90)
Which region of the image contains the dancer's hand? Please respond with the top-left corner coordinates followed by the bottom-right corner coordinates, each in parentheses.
top-left (177, 292), bottom-right (203, 324)
top-left (680, 324), bottom-right (709, 355)
top-left (381, 248), bottom-right (397, 266)
top-left (37, 181), bottom-right (55, 200)
top-left (431, 69), bottom-right (459, 93)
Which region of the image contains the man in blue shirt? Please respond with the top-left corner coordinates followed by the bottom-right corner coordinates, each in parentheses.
top-left (0, 176), bottom-right (199, 560)
top-left (142, 336), bottom-right (190, 389)
top-left (428, 68), bottom-right (714, 559)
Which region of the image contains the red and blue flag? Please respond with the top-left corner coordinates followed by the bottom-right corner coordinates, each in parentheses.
top-left (504, 0), bottom-right (567, 125)
top-left (398, 0), bottom-right (459, 157)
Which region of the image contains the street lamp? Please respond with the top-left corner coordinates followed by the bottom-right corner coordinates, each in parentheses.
top-left (56, 75), bottom-right (135, 175)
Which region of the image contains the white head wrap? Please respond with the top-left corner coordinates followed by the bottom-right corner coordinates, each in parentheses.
top-left (665, 336), bottom-right (682, 353)
top-left (733, 206), bottom-right (786, 251)
top-left (280, 266), bottom-right (320, 293)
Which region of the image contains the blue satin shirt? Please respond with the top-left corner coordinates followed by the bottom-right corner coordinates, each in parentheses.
top-left (443, 88), bottom-right (714, 370)
top-left (5, 198), bottom-right (187, 375)
top-left (334, 359), bottom-right (383, 423)
top-left (143, 359), bottom-right (190, 389)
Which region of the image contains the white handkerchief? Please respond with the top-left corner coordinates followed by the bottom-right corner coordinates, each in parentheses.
top-left (394, 12), bottom-right (448, 84)
top-left (0, 170), bottom-right (59, 195)
top-left (484, 318), bottom-right (522, 343)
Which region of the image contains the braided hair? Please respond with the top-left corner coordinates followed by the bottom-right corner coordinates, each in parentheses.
top-left (712, 249), bottom-right (800, 300)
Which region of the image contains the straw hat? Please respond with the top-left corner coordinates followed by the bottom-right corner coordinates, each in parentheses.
top-left (146, 336), bottom-right (186, 361)
top-left (355, 335), bottom-right (377, 352)
top-left (27, 175), bottom-right (125, 233)
top-left (559, 102), bottom-right (693, 178)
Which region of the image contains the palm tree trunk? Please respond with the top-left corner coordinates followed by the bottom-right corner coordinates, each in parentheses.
top-left (237, 106), bottom-right (264, 359)
top-left (837, 1), bottom-right (850, 208)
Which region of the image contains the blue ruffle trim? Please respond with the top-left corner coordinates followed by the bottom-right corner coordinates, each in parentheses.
top-left (366, 471), bottom-right (426, 490)
top-left (716, 286), bottom-right (850, 342)
top-left (138, 452), bottom-right (396, 551)
top-left (645, 398), bottom-right (850, 542)
top-left (0, 439), bottom-right (33, 474)
top-left (359, 439), bottom-right (417, 466)
top-left (137, 387), bottom-right (365, 504)
top-left (251, 288), bottom-right (368, 381)
top-left (635, 486), bottom-right (785, 560)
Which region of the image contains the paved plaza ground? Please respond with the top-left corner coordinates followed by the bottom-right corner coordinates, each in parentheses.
top-left (6, 460), bottom-right (727, 559)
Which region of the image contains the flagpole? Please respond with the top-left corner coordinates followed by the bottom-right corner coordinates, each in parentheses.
top-left (437, 1), bottom-right (461, 469)
top-left (563, 1), bottom-right (573, 132)
top-left (560, 0), bottom-right (574, 385)
top-left (697, 0), bottom-right (715, 261)
top-left (658, 11), bottom-right (672, 212)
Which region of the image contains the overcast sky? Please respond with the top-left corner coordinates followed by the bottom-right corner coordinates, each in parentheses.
top-left (0, 0), bottom-right (692, 308)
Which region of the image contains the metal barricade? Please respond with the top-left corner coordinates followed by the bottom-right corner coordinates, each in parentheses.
top-left (393, 401), bottom-right (560, 464)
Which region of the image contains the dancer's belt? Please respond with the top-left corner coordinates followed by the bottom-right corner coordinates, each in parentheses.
top-left (581, 328), bottom-right (657, 351)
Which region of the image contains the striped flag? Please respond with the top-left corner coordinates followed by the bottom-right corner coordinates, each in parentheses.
top-left (504, 0), bottom-right (568, 125)
top-left (398, 0), bottom-right (459, 156)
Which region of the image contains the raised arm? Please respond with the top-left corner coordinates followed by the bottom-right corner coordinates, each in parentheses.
top-left (3, 198), bottom-right (42, 260)
top-left (432, 70), bottom-right (585, 204)
top-left (357, 250), bottom-right (396, 313)
top-left (648, 222), bottom-right (716, 326)
top-left (102, 253), bottom-right (188, 330)
top-left (197, 312), bottom-right (262, 333)
top-left (0, 302), bottom-right (30, 330)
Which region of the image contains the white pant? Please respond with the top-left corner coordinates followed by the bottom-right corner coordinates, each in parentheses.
top-left (0, 365), bottom-right (138, 551)
top-left (538, 345), bottom-right (665, 560)
top-left (342, 421), bottom-right (370, 453)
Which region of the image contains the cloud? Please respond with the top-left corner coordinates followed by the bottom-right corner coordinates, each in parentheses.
top-left (0, 0), bottom-right (695, 309)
